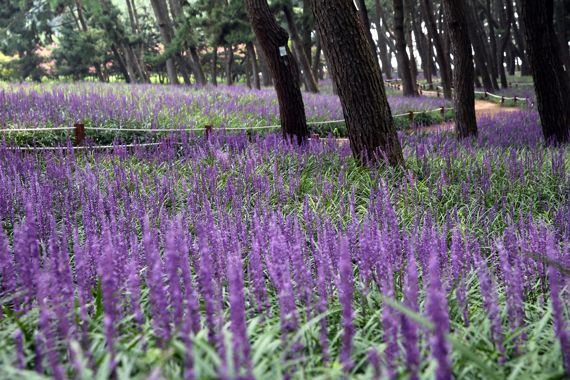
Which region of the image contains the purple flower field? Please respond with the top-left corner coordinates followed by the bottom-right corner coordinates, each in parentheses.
top-left (0, 104), bottom-right (568, 379)
top-left (0, 83), bottom-right (451, 131)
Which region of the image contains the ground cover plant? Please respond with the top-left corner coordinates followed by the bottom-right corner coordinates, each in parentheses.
top-left (0, 109), bottom-right (568, 379)
top-left (0, 83), bottom-right (453, 145)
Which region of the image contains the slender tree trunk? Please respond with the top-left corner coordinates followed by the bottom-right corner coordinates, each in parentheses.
top-left (393, 0), bottom-right (417, 96)
top-left (247, 41), bottom-right (261, 90)
top-left (496, 0), bottom-right (513, 88)
top-left (283, 5), bottom-right (319, 93)
top-left (211, 47), bottom-right (218, 86)
top-left (245, 0), bottom-right (308, 143)
top-left (554, 0), bottom-right (570, 75)
top-left (308, 0), bottom-right (404, 166)
top-left (521, 0), bottom-right (570, 143)
top-left (404, 0), bottom-right (418, 91)
top-left (356, 0), bottom-right (382, 74)
top-left (312, 35), bottom-right (322, 79)
top-left (421, 0), bottom-right (452, 98)
top-left (465, 1), bottom-right (496, 91)
top-left (302, 0), bottom-right (313, 66)
top-left (375, 0), bottom-right (393, 79)
top-left (442, 0), bottom-right (477, 138)
top-left (226, 46), bottom-right (234, 86)
top-left (149, 0), bottom-right (178, 84)
top-left (255, 40), bottom-right (272, 86)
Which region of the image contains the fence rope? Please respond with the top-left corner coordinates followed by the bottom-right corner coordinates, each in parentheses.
top-left (0, 106), bottom-right (454, 135)
top-left (4, 142), bottom-right (163, 151)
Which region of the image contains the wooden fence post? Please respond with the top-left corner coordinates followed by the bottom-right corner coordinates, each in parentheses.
top-left (408, 111), bottom-right (414, 123)
top-left (440, 107), bottom-right (445, 118)
top-left (205, 125), bottom-right (212, 139)
top-left (501, 96), bottom-right (505, 105)
top-left (74, 123), bottom-right (85, 146)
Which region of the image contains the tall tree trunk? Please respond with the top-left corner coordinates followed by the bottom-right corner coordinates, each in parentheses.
top-left (211, 47), bottom-right (218, 86)
top-left (513, 0), bottom-right (531, 75)
top-left (521, 0), bottom-right (570, 143)
top-left (442, 0), bottom-right (477, 138)
top-left (167, 0), bottom-right (207, 85)
top-left (308, 0), bottom-right (404, 166)
top-left (554, 0), bottom-right (570, 75)
top-left (465, 1), bottom-right (497, 91)
top-left (149, 0), bottom-right (178, 84)
top-left (356, 0), bottom-right (382, 74)
top-left (312, 35), bottom-right (322, 79)
top-left (226, 46), bottom-right (234, 86)
top-left (283, 5), bottom-right (319, 93)
top-left (496, 0), bottom-right (513, 88)
top-left (404, 0), bottom-right (418, 91)
top-left (255, 40), bottom-right (272, 86)
top-left (245, 0), bottom-right (309, 143)
top-left (421, 0), bottom-right (452, 98)
top-left (302, 0), bottom-right (313, 66)
top-left (484, 0), bottom-right (499, 81)
top-left (374, 0), bottom-right (393, 79)
top-left (393, 0), bottom-right (417, 96)
top-left (247, 41), bottom-right (261, 90)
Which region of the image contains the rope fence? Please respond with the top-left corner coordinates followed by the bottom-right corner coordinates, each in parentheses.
top-left (385, 81), bottom-right (533, 106)
top-left (0, 105), bottom-right (453, 150)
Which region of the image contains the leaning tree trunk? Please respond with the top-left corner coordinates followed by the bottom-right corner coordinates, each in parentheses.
top-left (442, 0), bottom-right (477, 138)
top-left (283, 5), bottom-right (319, 93)
top-left (393, 0), bottom-right (417, 96)
top-left (308, 0), bottom-right (404, 166)
top-left (521, 0), bottom-right (570, 143)
top-left (421, 0), bottom-right (452, 98)
top-left (245, 0), bottom-right (308, 143)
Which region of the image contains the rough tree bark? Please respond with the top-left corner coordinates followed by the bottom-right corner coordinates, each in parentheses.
top-left (442, 0), bottom-right (478, 138)
top-left (245, 0), bottom-right (308, 143)
top-left (421, 0), bottom-right (452, 98)
top-left (393, 0), bottom-right (417, 96)
top-left (308, 0), bottom-right (404, 166)
top-left (283, 5), bottom-right (319, 93)
top-left (521, 0), bottom-right (570, 143)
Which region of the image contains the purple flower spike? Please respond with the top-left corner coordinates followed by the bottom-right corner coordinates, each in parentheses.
top-left (427, 252), bottom-right (452, 380)
top-left (338, 236), bottom-right (354, 372)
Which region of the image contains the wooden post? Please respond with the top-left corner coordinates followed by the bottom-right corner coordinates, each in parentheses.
top-left (74, 123), bottom-right (85, 146)
top-left (440, 107), bottom-right (445, 118)
top-left (437, 88), bottom-right (440, 98)
top-left (501, 96), bottom-right (505, 105)
top-left (205, 125), bottom-right (212, 139)
top-left (408, 111), bottom-right (414, 123)
top-left (514, 96), bottom-right (517, 104)
top-left (484, 92), bottom-right (488, 99)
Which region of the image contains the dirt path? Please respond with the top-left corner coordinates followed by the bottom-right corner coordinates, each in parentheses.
top-left (410, 91), bottom-right (520, 134)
